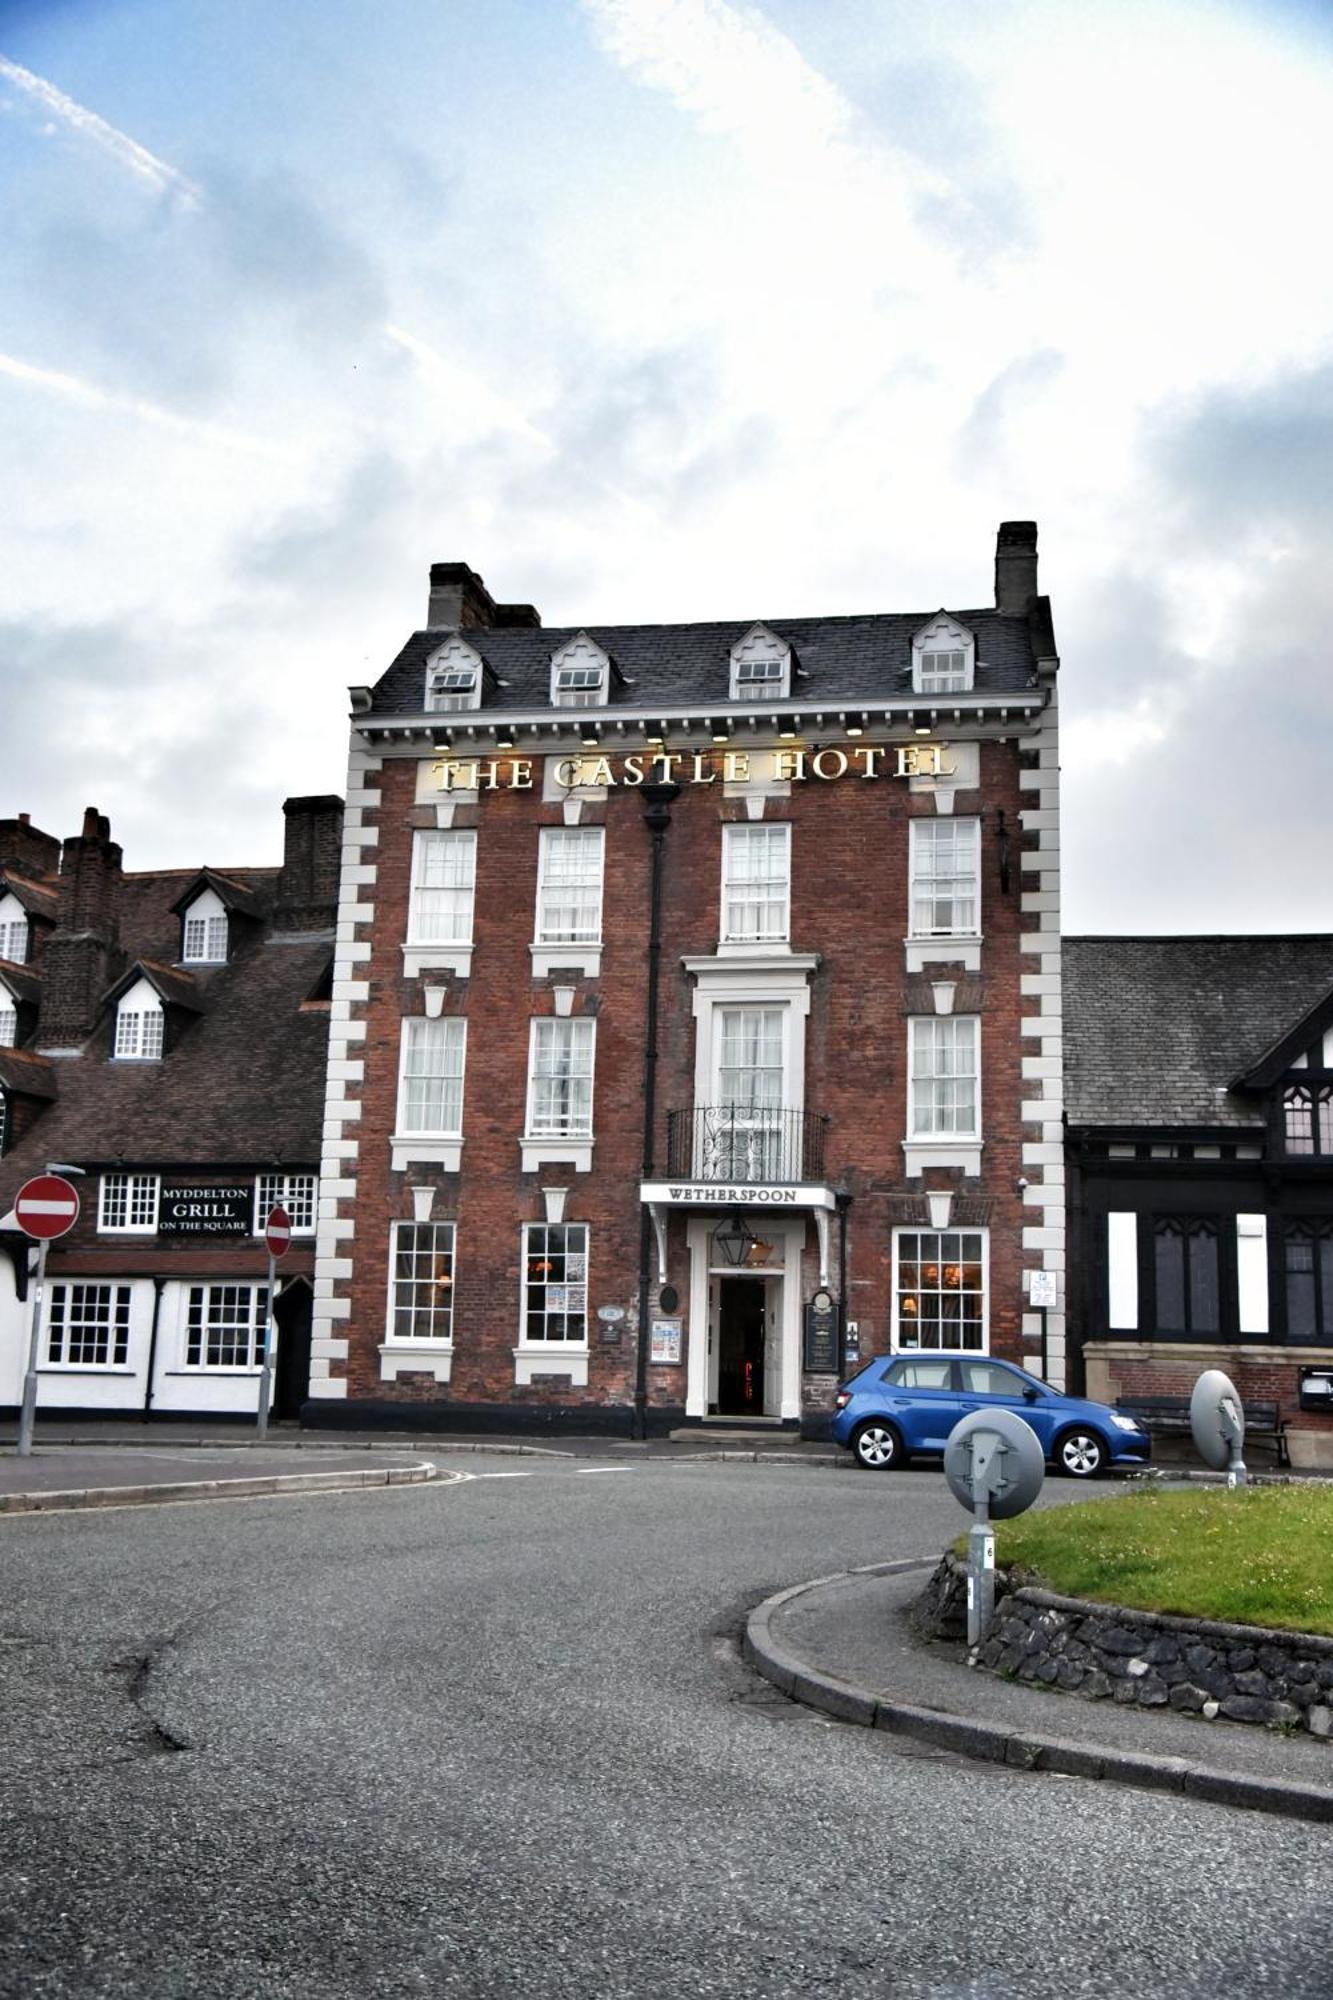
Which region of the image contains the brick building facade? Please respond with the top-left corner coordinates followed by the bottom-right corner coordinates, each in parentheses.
top-left (306, 523), bottom-right (1065, 1435)
top-left (0, 798), bottom-right (341, 1420)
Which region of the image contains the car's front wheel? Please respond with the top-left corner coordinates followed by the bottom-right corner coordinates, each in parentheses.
top-left (852, 1420), bottom-right (904, 1470)
top-left (1054, 1428), bottom-right (1106, 1479)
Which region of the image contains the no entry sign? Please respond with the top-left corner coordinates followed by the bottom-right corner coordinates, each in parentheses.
top-left (264, 1204), bottom-right (293, 1259)
top-left (14, 1174), bottom-right (81, 1241)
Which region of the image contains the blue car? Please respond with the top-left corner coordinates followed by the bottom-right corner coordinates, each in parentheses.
top-left (831, 1352), bottom-right (1152, 1478)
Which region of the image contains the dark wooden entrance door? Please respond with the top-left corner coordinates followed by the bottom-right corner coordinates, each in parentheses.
top-left (272, 1279), bottom-right (312, 1422)
top-left (717, 1276), bottom-right (766, 1415)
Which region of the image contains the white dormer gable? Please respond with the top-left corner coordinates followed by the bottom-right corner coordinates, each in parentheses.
top-left (425, 635), bottom-right (486, 713)
top-left (729, 624), bottom-right (791, 701)
top-left (0, 891), bottom-right (29, 965)
top-left (0, 972), bottom-right (17, 1046)
top-left (181, 886), bottom-right (228, 964)
top-left (1288, 1028), bottom-right (1333, 1072)
top-left (912, 612), bottom-right (975, 694)
top-left (550, 632), bottom-right (610, 708)
top-left (114, 976), bottom-right (164, 1061)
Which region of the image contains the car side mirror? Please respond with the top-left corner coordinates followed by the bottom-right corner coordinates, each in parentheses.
top-left (1023, 1387), bottom-right (1040, 1403)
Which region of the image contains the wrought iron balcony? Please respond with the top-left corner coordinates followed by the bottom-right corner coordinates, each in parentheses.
top-left (664, 1105), bottom-right (828, 1184)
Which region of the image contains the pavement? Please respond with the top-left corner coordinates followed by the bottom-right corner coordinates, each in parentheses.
top-left (5, 1418), bottom-right (1331, 1831)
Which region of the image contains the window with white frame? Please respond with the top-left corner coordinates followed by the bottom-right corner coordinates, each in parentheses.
top-left (99, 1171), bottom-right (161, 1234)
top-left (713, 1005), bottom-right (785, 1178)
top-left (894, 1231), bottom-right (986, 1350)
top-left (425, 637), bottom-right (485, 713)
top-left (549, 633), bottom-right (609, 708)
top-left (527, 1019), bottom-right (595, 1137)
top-left (0, 995), bottom-right (15, 1046)
top-left (909, 819), bottom-right (980, 937)
top-left (908, 1017), bottom-right (979, 1137)
top-left (181, 888), bottom-right (228, 963)
top-left (0, 1091), bottom-right (7, 1157)
top-left (911, 615), bottom-right (975, 695)
top-left (522, 1223), bottom-right (588, 1344)
top-left (721, 823), bottom-right (791, 945)
top-left (408, 831), bottom-right (477, 945)
top-left (255, 1172), bottom-right (317, 1235)
top-left (47, 1283), bottom-right (133, 1367)
top-left (184, 1283), bottom-right (269, 1369)
top-left (397, 1017), bottom-right (467, 1136)
top-left (114, 982), bottom-right (164, 1060)
top-left (535, 828), bottom-right (604, 945)
top-left (0, 894), bottom-right (28, 965)
top-left (729, 625), bottom-right (791, 701)
top-left (387, 1220), bottom-right (456, 1342)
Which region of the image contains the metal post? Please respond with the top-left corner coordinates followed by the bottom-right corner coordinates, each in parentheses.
top-left (256, 1251), bottom-right (277, 1441)
top-left (17, 1238), bottom-right (49, 1459)
top-left (966, 1432), bottom-right (997, 1647)
top-left (1226, 1441), bottom-right (1248, 1490)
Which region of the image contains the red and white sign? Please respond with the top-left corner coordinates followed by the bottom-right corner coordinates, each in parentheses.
top-left (264, 1204), bottom-right (293, 1259)
top-left (14, 1173), bottom-right (81, 1241)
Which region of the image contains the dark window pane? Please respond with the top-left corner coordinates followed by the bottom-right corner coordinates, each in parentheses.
top-left (1188, 1228), bottom-right (1219, 1333)
top-left (1155, 1227), bottom-right (1185, 1329)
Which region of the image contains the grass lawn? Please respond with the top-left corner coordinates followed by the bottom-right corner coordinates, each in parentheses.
top-left (982, 1485), bottom-right (1333, 1637)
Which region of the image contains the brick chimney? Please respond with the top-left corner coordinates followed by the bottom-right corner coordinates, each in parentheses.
top-left (274, 795), bottom-right (344, 933)
top-left (427, 563), bottom-right (496, 630)
top-left (994, 521), bottom-right (1039, 615)
top-left (0, 813), bottom-right (60, 881)
top-left (38, 807), bottom-right (123, 1050)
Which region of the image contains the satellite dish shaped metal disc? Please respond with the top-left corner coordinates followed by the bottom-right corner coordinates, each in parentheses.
top-left (943, 1408), bottom-right (1046, 1518)
top-left (1190, 1368), bottom-right (1246, 1471)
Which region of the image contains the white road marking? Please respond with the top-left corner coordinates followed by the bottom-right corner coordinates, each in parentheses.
top-left (577, 1466), bottom-right (637, 1475)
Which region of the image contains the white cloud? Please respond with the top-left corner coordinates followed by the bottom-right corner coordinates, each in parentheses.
top-left (0, 349), bottom-right (295, 462)
top-left (0, 54), bottom-right (203, 209)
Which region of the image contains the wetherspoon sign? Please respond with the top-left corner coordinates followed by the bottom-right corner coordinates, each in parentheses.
top-left (427, 741), bottom-right (956, 795)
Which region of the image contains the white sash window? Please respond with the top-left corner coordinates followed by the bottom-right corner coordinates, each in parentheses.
top-left (721, 824), bottom-right (790, 945)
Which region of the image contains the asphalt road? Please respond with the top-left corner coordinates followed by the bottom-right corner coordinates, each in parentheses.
top-left (2, 1457), bottom-right (1329, 1999)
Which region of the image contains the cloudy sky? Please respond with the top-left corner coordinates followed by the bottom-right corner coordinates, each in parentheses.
top-left (1, 0), bottom-right (1330, 931)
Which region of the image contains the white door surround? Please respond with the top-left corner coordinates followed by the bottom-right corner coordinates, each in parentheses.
top-left (685, 1215), bottom-right (806, 1421)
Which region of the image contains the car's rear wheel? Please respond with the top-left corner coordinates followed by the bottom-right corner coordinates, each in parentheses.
top-left (1054, 1428), bottom-right (1106, 1479)
top-left (852, 1420), bottom-right (904, 1470)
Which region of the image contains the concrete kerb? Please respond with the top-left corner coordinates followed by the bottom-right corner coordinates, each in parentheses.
top-left (0, 1460), bottom-right (448, 1516)
top-left (743, 1564), bottom-right (1333, 1828)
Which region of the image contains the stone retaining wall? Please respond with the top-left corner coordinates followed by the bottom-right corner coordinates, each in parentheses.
top-left (915, 1557), bottom-right (1333, 1737)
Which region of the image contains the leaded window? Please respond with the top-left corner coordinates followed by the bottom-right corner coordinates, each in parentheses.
top-left (1284, 1085), bottom-right (1333, 1158)
top-left (1153, 1217), bottom-right (1220, 1334)
top-left (0, 998), bottom-right (15, 1046)
top-left (114, 1002), bottom-right (164, 1060)
top-left (255, 1172), bottom-right (317, 1235)
top-left (1285, 1222), bottom-right (1333, 1344)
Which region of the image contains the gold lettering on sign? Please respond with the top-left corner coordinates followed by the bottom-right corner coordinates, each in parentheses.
top-left (690, 751), bottom-right (717, 785)
top-left (773, 747), bottom-right (806, 782)
top-left (811, 747), bottom-right (848, 781)
top-left (723, 751), bottom-right (750, 783)
top-left (853, 746), bottom-right (883, 778)
top-left (621, 754), bottom-right (646, 785)
top-left (426, 742), bottom-right (957, 793)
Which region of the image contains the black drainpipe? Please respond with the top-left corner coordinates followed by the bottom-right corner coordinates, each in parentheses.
top-left (633, 782), bottom-right (681, 1440)
top-left (142, 1273), bottom-right (167, 1416)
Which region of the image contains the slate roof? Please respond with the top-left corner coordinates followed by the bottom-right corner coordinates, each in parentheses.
top-left (1064, 936), bottom-right (1333, 1131)
top-left (367, 607), bottom-right (1041, 718)
top-left (0, 854), bottom-right (331, 1208)
top-left (0, 870), bottom-right (58, 921)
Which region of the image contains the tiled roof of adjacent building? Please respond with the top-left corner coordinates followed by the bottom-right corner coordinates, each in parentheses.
top-left (1064, 935), bottom-right (1333, 1130)
top-left (367, 607), bottom-right (1040, 717)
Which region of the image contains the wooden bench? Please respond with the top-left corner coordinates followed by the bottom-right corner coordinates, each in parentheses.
top-left (1115, 1394), bottom-right (1289, 1466)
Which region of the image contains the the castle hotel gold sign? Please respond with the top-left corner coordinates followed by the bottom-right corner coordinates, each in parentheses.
top-left (427, 742), bottom-right (957, 794)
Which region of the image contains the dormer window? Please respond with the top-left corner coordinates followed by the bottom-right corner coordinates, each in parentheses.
top-left (0, 991), bottom-right (15, 1046)
top-left (912, 614), bottom-right (975, 695)
top-left (181, 888), bottom-right (228, 964)
top-left (114, 978), bottom-right (164, 1060)
top-left (550, 633), bottom-right (610, 709)
top-left (730, 625), bottom-right (791, 702)
top-left (0, 893), bottom-right (28, 965)
top-left (425, 637), bottom-right (486, 713)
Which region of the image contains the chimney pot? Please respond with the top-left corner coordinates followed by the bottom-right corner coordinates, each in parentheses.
top-left (994, 520), bottom-right (1039, 614)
